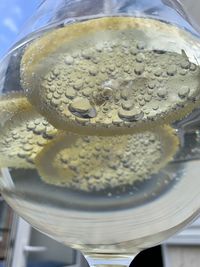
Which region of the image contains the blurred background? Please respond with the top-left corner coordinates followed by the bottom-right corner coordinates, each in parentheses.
top-left (0, 0), bottom-right (40, 58)
top-left (0, 0), bottom-right (200, 266)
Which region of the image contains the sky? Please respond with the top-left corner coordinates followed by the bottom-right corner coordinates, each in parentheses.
top-left (0, 0), bottom-right (41, 58)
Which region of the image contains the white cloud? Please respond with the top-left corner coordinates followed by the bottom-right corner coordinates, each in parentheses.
top-left (12, 5), bottom-right (23, 19)
top-left (3, 17), bottom-right (18, 33)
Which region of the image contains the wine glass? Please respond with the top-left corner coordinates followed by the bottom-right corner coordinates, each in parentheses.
top-left (1, 0), bottom-right (200, 266)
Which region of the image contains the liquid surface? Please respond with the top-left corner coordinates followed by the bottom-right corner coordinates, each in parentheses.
top-left (1, 17), bottom-right (200, 255)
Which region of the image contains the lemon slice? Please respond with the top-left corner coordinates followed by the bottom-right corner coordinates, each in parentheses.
top-left (0, 94), bottom-right (58, 168)
top-left (21, 17), bottom-right (200, 136)
top-left (0, 92), bottom-right (30, 126)
top-left (35, 125), bottom-right (179, 191)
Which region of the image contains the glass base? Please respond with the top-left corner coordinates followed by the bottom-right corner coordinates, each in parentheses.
top-left (85, 254), bottom-right (135, 267)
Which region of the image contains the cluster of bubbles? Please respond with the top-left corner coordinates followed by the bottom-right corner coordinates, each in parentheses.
top-left (0, 95), bottom-right (178, 192)
top-left (36, 128), bottom-right (177, 191)
top-left (21, 18), bottom-right (200, 136)
top-left (0, 97), bottom-right (57, 168)
top-left (36, 127), bottom-right (178, 191)
top-left (3, 17), bottom-right (200, 193)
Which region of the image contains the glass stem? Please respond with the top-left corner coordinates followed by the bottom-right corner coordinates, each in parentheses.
top-left (85, 254), bottom-right (135, 267)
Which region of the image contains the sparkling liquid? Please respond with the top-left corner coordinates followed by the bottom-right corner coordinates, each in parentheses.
top-left (1, 17), bottom-right (200, 254)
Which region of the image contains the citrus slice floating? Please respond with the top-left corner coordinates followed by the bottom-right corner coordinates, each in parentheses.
top-left (0, 94), bottom-right (58, 168)
top-left (0, 92), bottom-right (31, 126)
top-left (35, 125), bottom-right (179, 192)
top-left (21, 17), bottom-right (200, 136)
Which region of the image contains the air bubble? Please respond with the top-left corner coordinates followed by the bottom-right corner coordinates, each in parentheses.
top-left (65, 88), bottom-right (76, 99)
top-left (139, 100), bottom-right (146, 106)
top-left (154, 68), bottom-right (162, 77)
top-left (190, 63), bottom-right (197, 71)
top-left (109, 65), bottom-right (115, 71)
top-left (136, 53), bottom-right (145, 63)
top-left (121, 101), bottom-right (133, 110)
top-left (27, 121), bottom-right (36, 130)
top-left (73, 80), bottom-right (83, 90)
top-left (179, 69), bottom-right (187, 76)
top-left (96, 44), bottom-right (103, 52)
top-left (53, 92), bottom-right (60, 99)
top-left (178, 86), bottom-right (190, 99)
top-left (123, 66), bottom-right (131, 73)
top-left (152, 104), bottom-right (159, 110)
top-left (144, 95), bottom-right (152, 102)
top-left (137, 41), bottom-right (145, 50)
top-left (101, 87), bottom-right (113, 100)
top-left (65, 56), bottom-right (74, 65)
top-left (130, 48), bottom-right (138, 55)
top-left (167, 66), bottom-right (177, 76)
top-left (69, 97), bottom-right (97, 119)
top-left (51, 98), bottom-right (61, 106)
top-left (82, 50), bottom-right (92, 59)
top-left (118, 108), bottom-right (144, 122)
top-left (52, 68), bottom-right (60, 76)
top-left (82, 88), bottom-right (91, 97)
top-left (157, 88), bottom-right (167, 98)
top-left (134, 64), bottom-right (144, 75)
top-left (23, 144), bottom-right (33, 151)
top-left (181, 60), bottom-right (190, 69)
top-left (121, 89), bottom-right (129, 100)
top-left (148, 81), bottom-right (156, 89)
top-left (89, 67), bottom-right (98, 76)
